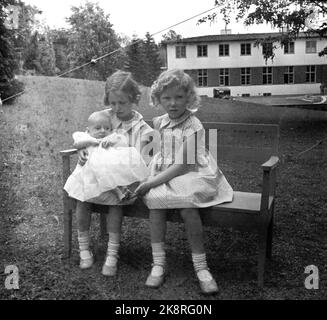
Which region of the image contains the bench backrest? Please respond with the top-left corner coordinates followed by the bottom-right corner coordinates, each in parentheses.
top-left (145, 120), bottom-right (279, 163)
top-left (203, 122), bottom-right (279, 163)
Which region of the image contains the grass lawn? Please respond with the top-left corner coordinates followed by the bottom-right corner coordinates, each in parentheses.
top-left (0, 76), bottom-right (326, 300)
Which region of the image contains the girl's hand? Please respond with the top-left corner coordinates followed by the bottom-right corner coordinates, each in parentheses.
top-left (78, 149), bottom-right (88, 166)
top-left (135, 180), bottom-right (152, 196)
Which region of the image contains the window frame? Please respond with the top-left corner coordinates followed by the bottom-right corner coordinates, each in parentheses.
top-left (218, 43), bottom-right (230, 56)
top-left (262, 66), bottom-right (273, 84)
top-left (197, 45), bottom-right (208, 57)
top-left (284, 66), bottom-right (294, 84)
top-left (284, 41), bottom-right (295, 54)
top-left (175, 45), bottom-right (186, 58)
top-left (305, 40), bottom-right (317, 54)
top-left (240, 67), bottom-right (251, 85)
top-left (198, 69), bottom-right (208, 87)
top-left (240, 43), bottom-right (251, 56)
top-left (305, 65), bottom-right (316, 83)
top-left (219, 68), bottom-right (229, 86)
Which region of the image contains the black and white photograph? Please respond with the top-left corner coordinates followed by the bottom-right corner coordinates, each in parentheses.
top-left (0, 0), bottom-right (326, 305)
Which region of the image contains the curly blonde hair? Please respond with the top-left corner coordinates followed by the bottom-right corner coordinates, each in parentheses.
top-left (150, 69), bottom-right (200, 112)
top-left (103, 70), bottom-right (141, 106)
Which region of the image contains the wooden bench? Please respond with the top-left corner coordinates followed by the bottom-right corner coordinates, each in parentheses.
top-left (60, 121), bottom-right (279, 287)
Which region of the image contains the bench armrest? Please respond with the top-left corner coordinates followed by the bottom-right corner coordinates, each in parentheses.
top-left (261, 156), bottom-right (279, 172)
top-left (260, 156), bottom-right (279, 212)
top-left (60, 149), bottom-right (78, 157)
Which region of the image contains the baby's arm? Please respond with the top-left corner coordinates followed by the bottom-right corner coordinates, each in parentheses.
top-left (72, 131), bottom-right (99, 149)
top-left (101, 132), bottom-right (128, 148)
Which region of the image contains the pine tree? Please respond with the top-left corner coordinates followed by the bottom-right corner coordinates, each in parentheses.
top-left (142, 32), bottom-right (162, 87)
top-left (125, 36), bottom-right (146, 84)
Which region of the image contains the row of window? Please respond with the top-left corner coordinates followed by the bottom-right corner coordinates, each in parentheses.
top-left (176, 40), bottom-right (318, 58)
top-left (196, 66), bottom-right (316, 87)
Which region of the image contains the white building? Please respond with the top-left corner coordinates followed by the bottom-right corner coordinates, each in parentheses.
top-left (164, 32), bottom-right (327, 97)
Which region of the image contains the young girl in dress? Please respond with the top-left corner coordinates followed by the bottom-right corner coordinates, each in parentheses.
top-left (71, 70), bottom-right (153, 276)
top-left (135, 69), bottom-right (233, 295)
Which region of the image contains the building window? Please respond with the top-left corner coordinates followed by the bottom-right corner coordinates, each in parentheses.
top-left (306, 40), bottom-right (317, 53)
top-left (305, 65), bottom-right (316, 82)
top-left (219, 44), bottom-right (229, 56)
top-left (175, 45), bottom-right (186, 58)
top-left (219, 68), bottom-right (229, 86)
top-left (197, 45), bottom-right (208, 57)
top-left (262, 67), bottom-right (273, 84)
top-left (198, 69), bottom-right (208, 86)
top-left (284, 66), bottom-right (294, 84)
top-left (284, 41), bottom-right (294, 54)
top-left (262, 42), bottom-right (273, 56)
top-left (241, 68), bottom-right (251, 85)
top-left (240, 43), bottom-right (251, 55)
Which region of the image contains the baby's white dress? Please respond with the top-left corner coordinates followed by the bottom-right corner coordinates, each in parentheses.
top-left (64, 132), bottom-right (150, 204)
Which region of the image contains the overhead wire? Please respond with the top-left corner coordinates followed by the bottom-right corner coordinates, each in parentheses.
top-left (2, 5), bottom-right (218, 103)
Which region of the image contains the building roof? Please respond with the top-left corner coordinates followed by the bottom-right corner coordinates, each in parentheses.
top-left (163, 32), bottom-right (322, 45)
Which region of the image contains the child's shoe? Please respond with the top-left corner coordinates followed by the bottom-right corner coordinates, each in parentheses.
top-left (197, 269), bottom-right (218, 295)
top-left (102, 255), bottom-right (118, 276)
top-left (102, 264), bottom-right (117, 276)
top-left (145, 265), bottom-right (165, 288)
top-left (79, 250), bottom-right (94, 269)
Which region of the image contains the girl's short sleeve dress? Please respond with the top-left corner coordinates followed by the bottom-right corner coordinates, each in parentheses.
top-left (144, 111), bottom-right (233, 209)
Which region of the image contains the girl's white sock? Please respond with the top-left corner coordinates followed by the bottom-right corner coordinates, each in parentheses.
top-left (192, 253), bottom-right (213, 281)
top-left (78, 230), bottom-right (92, 259)
top-left (105, 233), bottom-right (120, 267)
top-left (151, 242), bottom-right (165, 277)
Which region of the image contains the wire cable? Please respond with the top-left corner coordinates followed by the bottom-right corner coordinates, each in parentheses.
top-left (2, 5), bottom-right (218, 103)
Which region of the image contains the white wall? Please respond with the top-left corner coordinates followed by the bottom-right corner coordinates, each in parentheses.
top-left (197, 83), bottom-right (321, 97)
top-left (167, 38), bottom-right (327, 69)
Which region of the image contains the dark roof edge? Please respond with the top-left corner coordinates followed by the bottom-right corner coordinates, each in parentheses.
top-left (163, 32), bottom-right (323, 44)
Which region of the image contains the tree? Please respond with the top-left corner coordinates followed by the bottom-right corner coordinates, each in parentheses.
top-left (161, 29), bottom-right (182, 42)
top-left (125, 33), bottom-right (162, 87)
top-left (23, 29), bottom-right (56, 75)
top-left (11, 1), bottom-right (41, 62)
top-left (50, 28), bottom-right (71, 74)
top-left (125, 35), bottom-right (147, 84)
top-left (199, 1), bottom-right (327, 60)
top-left (142, 32), bottom-right (162, 86)
top-left (66, 1), bottom-right (124, 80)
top-left (0, 0), bottom-right (24, 103)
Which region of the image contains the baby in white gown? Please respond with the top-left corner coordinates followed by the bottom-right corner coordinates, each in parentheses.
top-left (64, 111), bottom-right (149, 204)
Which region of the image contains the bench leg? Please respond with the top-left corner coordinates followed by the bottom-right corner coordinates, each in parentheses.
top-left (100, 213), bottom-right (107, 239)
top-left (266, 206), bottom-right (274, 260)
top-left (63, 195), bottom-right (73, 259)
top-left (257, 228), bottom-right (268, 287)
